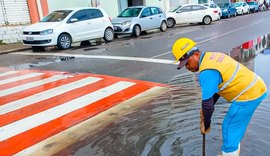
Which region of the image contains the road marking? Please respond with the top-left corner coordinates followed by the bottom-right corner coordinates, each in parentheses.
top-left (0, 71), bottom-right (19, 77)
top-left (14, 52), bottom-right (177, 64)
top-left (0, 69), bottom-right (165, 155)
top-left (0, 81), bottom-right (135, 141)
top-left (0, 75), bottom-right (67, 97)
top-left (151, 20), bottom-right (264, 58)
top-left (0, 73), bottom-right (44, 85)
top-left (0, 77), bottom-right (102, 115)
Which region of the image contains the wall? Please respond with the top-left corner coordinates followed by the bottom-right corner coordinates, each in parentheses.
top-left (0, 26), bottom-right (27, 43)
top-left (145, 0), bottom-right (167, 10)
top-left (47, 0), bottom-right (91, 12)
top-left (99, 0), bottom-right (119, 18)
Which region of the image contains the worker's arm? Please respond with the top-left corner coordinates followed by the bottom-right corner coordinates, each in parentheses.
top-left (199, 70), bottom-right (222, 133)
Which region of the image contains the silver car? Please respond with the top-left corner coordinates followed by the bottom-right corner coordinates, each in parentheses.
top-left (112, 6), bottom-right (167, 37)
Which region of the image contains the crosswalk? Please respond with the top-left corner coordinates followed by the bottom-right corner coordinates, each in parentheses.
top-left (0, 68), bottom-right (165, 155)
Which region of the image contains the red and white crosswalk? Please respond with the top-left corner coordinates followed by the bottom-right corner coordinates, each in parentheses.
top-left (0, 68), bottom-right (165, 155)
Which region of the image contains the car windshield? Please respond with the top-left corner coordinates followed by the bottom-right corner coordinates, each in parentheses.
top-left (40, 10), bottom-right (72, 22)
top-left (118, 8), bottom-right (142, 17)
top-left (247, 2), bottom-right (255, 5)
top-left (234, 3), bottom-right (242, 7)
top-left (218, 3), bottom-right (229, 8)
top-left (169, 6), bottom-right (182, 12)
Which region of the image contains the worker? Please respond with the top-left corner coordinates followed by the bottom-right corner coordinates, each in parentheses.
top-left (172, 38), bottom-right (268, 155)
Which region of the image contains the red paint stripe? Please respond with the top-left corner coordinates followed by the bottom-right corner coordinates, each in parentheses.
top-left (0, 84), bottom-right (153, 155)
top-left (40, 0), bottom-right (49, 16)
top-left (0, 78), bottom-right (118, 127)
top-left (0, 74), bottom-right (90, 106)
top-left (27, 0), bottom-right (40, 23)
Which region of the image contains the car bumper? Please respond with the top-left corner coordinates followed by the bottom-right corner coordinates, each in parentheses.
top-left (21, 34), bottom-right (57, 46)
top-left (236, 9), bottom-right (243, 14)
top-left (113, 24), bottom-right (133, 35)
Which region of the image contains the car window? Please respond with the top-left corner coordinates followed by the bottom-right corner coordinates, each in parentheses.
top-left (157, 7), bottom-right (163, 13)
top-left (150, 7), bottom-right (160, 15)
top-left (192, 5), bottom-right (207, 11)
top-left (178, 6), bottom-right (192, 12)
top-left (118, 8), bottom-right (142, 17)
top-left (68, 10), bottom-right (89, 22)
top-left (141, 8), bottom-right (151, 17)
top-left (41, 10), bottom-right (72, 22)
top-left (88, 9), bottom-right (103, 19)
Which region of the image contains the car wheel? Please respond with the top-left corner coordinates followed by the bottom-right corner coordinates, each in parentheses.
top-left (103, 27), bottom-right (114, 42)
top-left (167, 18), bottom-right (175, 28)
top-left (228, 12), bottom-right (231, 18)
top-left (32, 46), bottom-right (44, 52)
top-left (132, 25), bottom-right (141, 37)
top-left (202, 16), bottom-right (211, 25)
top-left (234, 12), bottom-right (237, 17)
top-left (57, 33), bottom-right (72, 50)
top-left (160, 21), bottom-right (167, 32)
top-left (241, 10), bottom-right (244, 15)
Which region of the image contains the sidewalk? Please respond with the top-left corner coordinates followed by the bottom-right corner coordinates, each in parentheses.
top-left (0, 43), bottom-right (31, 54)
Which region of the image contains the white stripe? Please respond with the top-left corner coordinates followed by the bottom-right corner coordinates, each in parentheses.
top-left (0, 77), bottom-right (102, 115)
top-left (219, 63), bottom-right (240, 92)
top-left (0, 81), bottom-right (135, 141)
top-left (0, 75), bottom-right (68, 97)
top-left (36, 0), bottom-right (43, 19)
top-left (13, 52), bottom-right (177, 65)
top-left (0, 71), bottom-right (19, 78)
top-left (0, 73), bottom-right (44, 85)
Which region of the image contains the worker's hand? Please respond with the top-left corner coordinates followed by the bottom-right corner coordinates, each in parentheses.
top-left (200, 109), bottom-right (211, 134)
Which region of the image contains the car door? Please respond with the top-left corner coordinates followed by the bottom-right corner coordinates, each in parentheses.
top-left (86, 9), bottom-right (106, 39)
top-left (66, 9), bottom-right (90, 41)
top-left (138, 7), bottom-right (153, 30)
top-left (149, 7), bottom-right (162, 29)
top-left (174, 6), bottom-right (192, 24)
top-left (243, 2), bottom-right (249, 13)
top-left (191, 5), bottom-right (208, 23)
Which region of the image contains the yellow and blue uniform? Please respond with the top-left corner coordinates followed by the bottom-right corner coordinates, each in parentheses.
top-left (199, 52), bottom-right (268, 153)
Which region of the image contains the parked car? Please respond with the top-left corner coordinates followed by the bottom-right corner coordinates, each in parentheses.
top-left (218, 3), bottom-right (237, 18)
top-left (247, 1), bottom-right (259, 12)
top-left (203, 3), bottom-right (222, 20)
top-left (166, 4), bottom-right (217, 28)
top-left (234, 2), bottom-right (250, 15)
top-left (112, 6), bottom-right (167, 37)
top-left (22, 7), bottom-right (114, 52)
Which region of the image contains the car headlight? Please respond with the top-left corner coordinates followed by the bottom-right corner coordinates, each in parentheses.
top-left (40, 29), bottom-right (53, 35)
top-left (223, 9), bottom-right (228, 12)
top-left (122, 20), bottom-right (131, 26)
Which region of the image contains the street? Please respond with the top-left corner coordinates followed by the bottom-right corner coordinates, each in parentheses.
top-left (0, 10), bottom-right (270, 156)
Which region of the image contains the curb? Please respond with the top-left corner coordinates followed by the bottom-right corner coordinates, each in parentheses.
top-left (0, 47), bottom-right (31, 55)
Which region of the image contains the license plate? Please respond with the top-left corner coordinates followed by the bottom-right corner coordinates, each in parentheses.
top-left (26, 37), bottom-right (34, 41)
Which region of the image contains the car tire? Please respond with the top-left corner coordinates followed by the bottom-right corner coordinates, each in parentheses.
top-left (241, 10), bottom-right (244, 15)
top-left (234, 12), bottom-right (237, 17)
top-left (32, 46), bottom-right (44, 52)
top-left (132, 25), bottom-right (141, 37)
top-left (103, 27), bottom-right (114, 42)
top-left (227, 12), bottom-right (231, 18)
top-left (202, 16), bottom-right (212, 25)
top-left (167, 18), bottom-right (175, 28)
top-left (57, 33), bottom-right (72, 50)
top-left (160, 21), bottom-right (167, 32)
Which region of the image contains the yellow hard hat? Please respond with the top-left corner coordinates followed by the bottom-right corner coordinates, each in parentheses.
top-left (172, 38), bottom-right (197, 61)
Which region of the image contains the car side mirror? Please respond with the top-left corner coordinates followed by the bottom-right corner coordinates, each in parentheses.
top-left (70, 18), bottom-right (78, 23)
top-left (140, 15), bottom-right (147, 18)
top-left (176, 10), bottom-right (182, 13)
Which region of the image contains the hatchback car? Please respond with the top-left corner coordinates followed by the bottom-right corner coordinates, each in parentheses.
top-left (247, 1), bottom-right (259, 12)
top-left (203, 3), bottom-right (222, 20)
top-left (22, 7), bottom-right (114, 52)
top-left (166, 4), bottom-right (217, 28)
top-left (234, 2), bottom-right (250, 15)
top-left (218, 3), bottom-right (237, 18)
top-left (112, 6), bottom-right (167, 37)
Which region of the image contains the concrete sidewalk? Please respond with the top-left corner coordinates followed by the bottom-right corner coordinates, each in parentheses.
top-left (0, 43), bottom-right (30, 54)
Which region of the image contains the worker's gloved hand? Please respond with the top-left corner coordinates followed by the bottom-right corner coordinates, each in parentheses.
top-left (200, 109), bottom-right (211, 134)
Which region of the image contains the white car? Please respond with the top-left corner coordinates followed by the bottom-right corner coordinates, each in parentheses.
top-left (22, 7), bottom-right (114, 52)
top-left (234, 2), bottom-right (250, 15)
top-left (166, 4), bottom-right (218, 28)
top-left (112, 6), bottom-right (167, 37)
top-left (203, 3), bottom-right (222, 20)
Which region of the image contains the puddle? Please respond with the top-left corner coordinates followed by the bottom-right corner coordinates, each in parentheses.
top-left (8, 56), bottom-right (75, 70)
top-left (55, 35), bottom-right (270, 156)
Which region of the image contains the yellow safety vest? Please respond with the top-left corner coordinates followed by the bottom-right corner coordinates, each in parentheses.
top-left (199, 52), bottom-right (267, 102)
